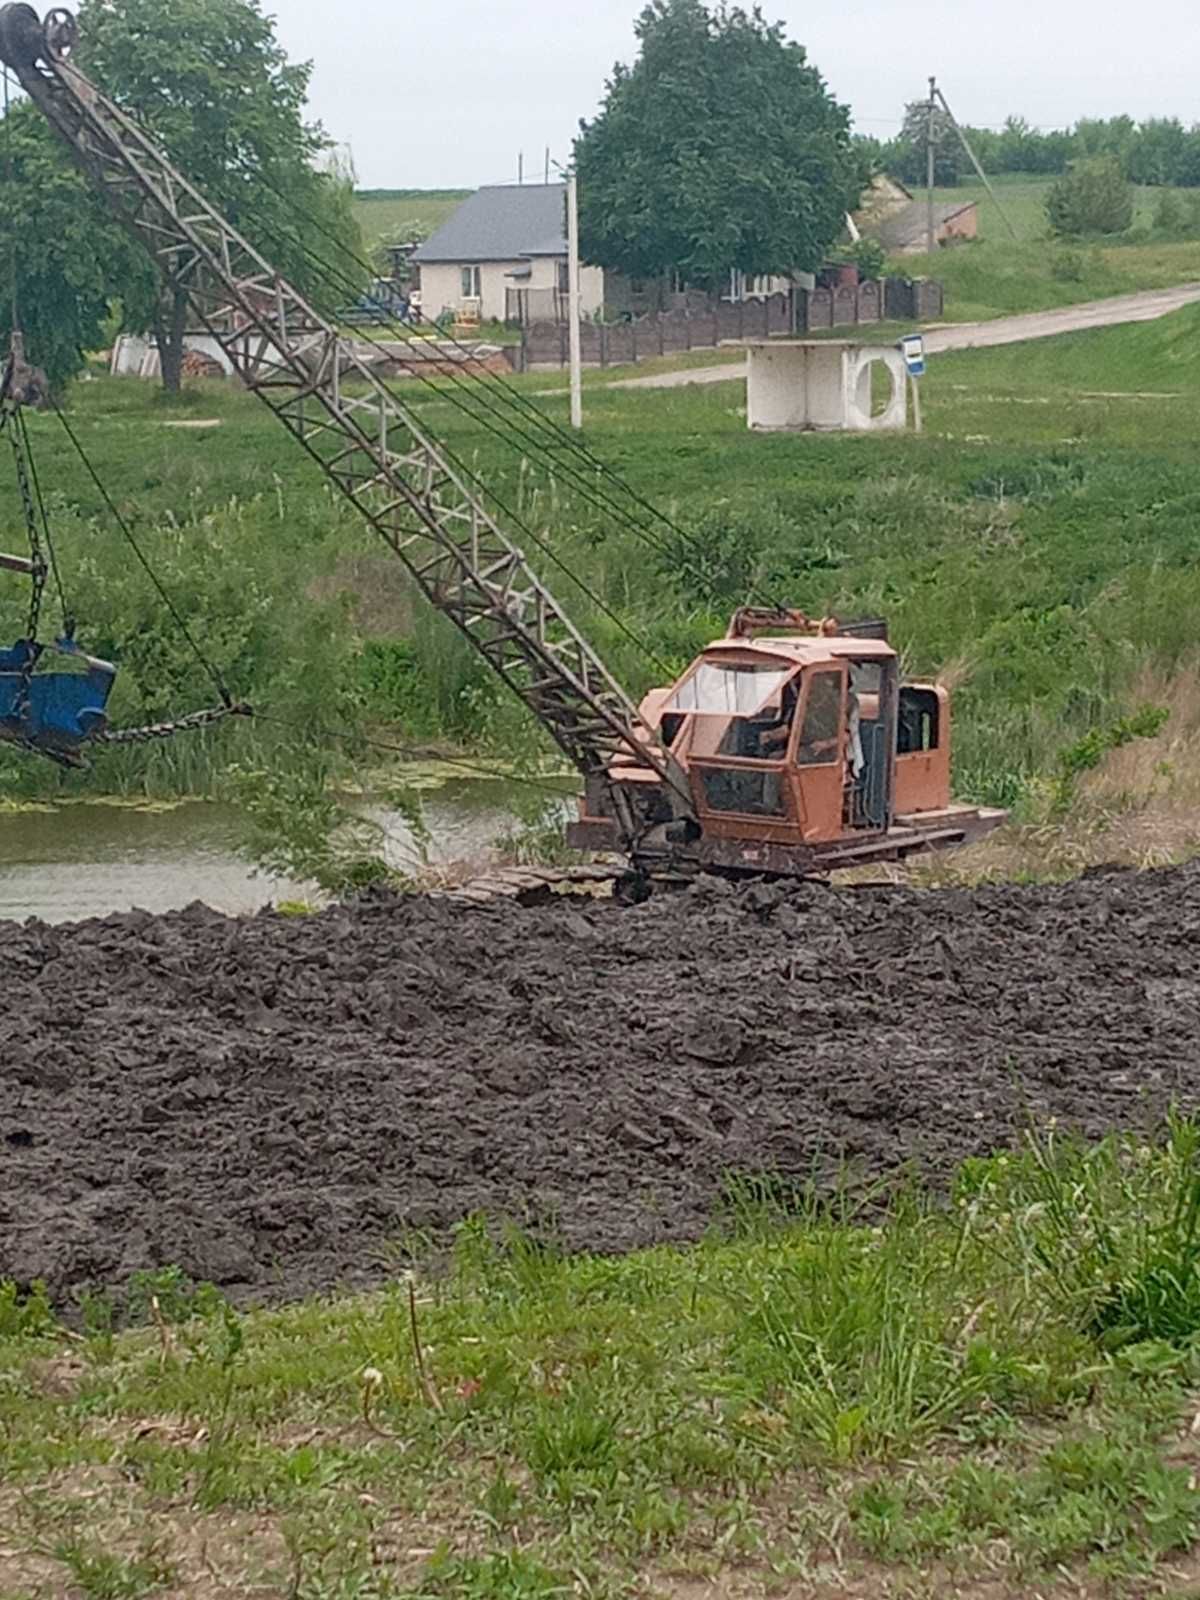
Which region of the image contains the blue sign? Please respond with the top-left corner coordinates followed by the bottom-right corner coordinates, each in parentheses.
top-left (900, 334), bottom-right (926, 379)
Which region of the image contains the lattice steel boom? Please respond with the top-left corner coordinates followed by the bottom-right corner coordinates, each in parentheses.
top-left (0, 2), bottom-right (686, 838)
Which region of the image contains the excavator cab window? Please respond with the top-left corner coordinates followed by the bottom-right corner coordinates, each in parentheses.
top-left (795, 670), bottom-right (843, 766)
top-left (665, 660), bottom-right (792, 716)
top-left (676, 663), bottom-right (800, 818)
top-left (898, 687), bottom-right (940, 754)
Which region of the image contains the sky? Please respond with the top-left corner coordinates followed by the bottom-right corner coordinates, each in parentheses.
top-left (267, 0), bottom-right (1193, 189)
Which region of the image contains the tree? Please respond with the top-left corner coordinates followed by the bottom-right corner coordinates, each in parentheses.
top-left (1127, 118), bottom-right (1188, 187)
top-left (72, 0), bottom-right (365, 392)
top-left (895, 99), bottom-right (964, 187)
top-left (1074, 116), bottom-right (1137, 169)
top-left (0, 101), bottom-right (136, 391)
top-left (575, 0), bottom-right (860, 291)
top-left (1046, 157), bottom-right (1134, 237)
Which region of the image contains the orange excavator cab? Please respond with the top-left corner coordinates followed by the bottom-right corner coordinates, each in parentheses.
top-left (569, 611), bottom-right (1005, 878)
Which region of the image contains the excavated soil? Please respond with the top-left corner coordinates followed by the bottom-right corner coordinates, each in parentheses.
top-left (3, 864), bottom-right (1199, 1307)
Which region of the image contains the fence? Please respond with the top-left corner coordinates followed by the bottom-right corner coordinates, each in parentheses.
top-left (884, 277), bottom-right (945, 321)
top-left (515, 278), bottom-right (944, 370)
top-left (797, 279), bottom-right (884, 332)
top-left (506, 286), bottom-right (569, 326)
top-left (518, 292), bottom-right (793, 370)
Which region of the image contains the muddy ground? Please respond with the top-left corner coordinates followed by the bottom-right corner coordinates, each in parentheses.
top-left (2, 865), bottom-right (1197, 1306)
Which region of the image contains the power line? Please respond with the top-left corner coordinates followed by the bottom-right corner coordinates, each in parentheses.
top-left (49, 395), bottom-right (235, 707)
top-left (252, 710), bottom-right (575, 796)
top-left (233, 198), bottom-right (678, 677)
top-left (257, 162), bottom-right (775, 607)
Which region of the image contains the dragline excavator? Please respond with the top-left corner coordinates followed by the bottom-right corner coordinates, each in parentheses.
top-left (0, 3), bottom-right (1005, 881)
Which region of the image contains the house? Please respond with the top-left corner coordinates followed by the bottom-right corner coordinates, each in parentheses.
top-left (853, 176), bottom-right (978, 255)
top-left (412, 184), bottom-right (605, 324)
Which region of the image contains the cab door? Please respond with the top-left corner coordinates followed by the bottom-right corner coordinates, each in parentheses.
top-left (789, 665), bottom-right (846, 841)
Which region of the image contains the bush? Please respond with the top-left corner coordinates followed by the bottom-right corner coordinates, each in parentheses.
top-left (1047, 157), bottom-right (1135, 237)
top-left (1050, 248), bottom-right (1085, 283)
top-left (1153, 190), bottom-right (1186, 236)
top-left (847, 237), bottom-right (887, 280)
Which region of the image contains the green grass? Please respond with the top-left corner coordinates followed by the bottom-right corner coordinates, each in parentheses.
top-left (892, 175), bottom-right (1200, 322)
top-left (353, 189), bottom-right (471, 249)
top-left (7, 1127), bottom-right (1200, 1595)
top-left (6, 299), bottom-right (1200, 833)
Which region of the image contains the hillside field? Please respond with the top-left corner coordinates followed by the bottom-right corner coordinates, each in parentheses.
top-left (353, 189), bottom-right (472, 251)
top-left (895, 174), bottom-right (1200, 321)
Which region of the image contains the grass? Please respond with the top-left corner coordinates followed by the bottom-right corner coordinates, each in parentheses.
top-left (353, 190), bottom-right (472, 250)
top-left (8, 1128), bottom-right (1200, 1595)
top-left (892, 174), bottom-right (1200, 323)
top-left (7, 297), bottom-right (1200, 875)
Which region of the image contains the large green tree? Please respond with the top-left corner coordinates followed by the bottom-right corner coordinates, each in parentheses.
top-left (575, 0), bottom-right (861, 290)
top-left (0, 100), bottom-right (133, 391)
top-left (0, 0), bottom-right (364, 394)
top-left (74, 0), bottom-right (364, 392)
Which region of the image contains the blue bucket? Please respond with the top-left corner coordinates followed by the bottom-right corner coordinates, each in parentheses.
top-left (0, 638), bottom-right (117, 758)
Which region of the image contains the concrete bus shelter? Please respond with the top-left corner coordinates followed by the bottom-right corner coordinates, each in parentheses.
top-left (733, 340), bottom-right (909, 433)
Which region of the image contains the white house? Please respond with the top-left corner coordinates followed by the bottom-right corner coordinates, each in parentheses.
top-left (412, 184), bottom-right (605, 324)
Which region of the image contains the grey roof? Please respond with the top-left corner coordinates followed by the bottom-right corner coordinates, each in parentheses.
top-left (870, 199), bottom-right (976, 250)
top-left (412, 183), bottom-right (568, 264)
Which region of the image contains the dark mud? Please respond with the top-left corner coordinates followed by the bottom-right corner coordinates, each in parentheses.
top-left (2, 864), bottom-right (1198, 1306)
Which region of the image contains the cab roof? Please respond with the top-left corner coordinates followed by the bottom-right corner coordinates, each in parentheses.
top-left (702, 635), bottom-right (897, 667)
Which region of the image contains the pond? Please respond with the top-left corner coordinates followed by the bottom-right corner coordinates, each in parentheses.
top-left (0, 775), bottom-right (576, 924)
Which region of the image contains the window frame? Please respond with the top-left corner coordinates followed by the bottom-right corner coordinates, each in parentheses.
top-left (794, 668), bottom-right (845, 768)
top-left (460, 264), bottom-right (482, 300)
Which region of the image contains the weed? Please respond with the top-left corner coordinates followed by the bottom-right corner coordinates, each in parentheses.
top-left (421, 1548), bottom-right (569, 1599)
top-left (0, 1279), bottom-right (57, 1339)
top-left (52, 1539), bottom-right (175, 1599)
top-left (969, 1117), bottom-right (1200, 1346)
top-left (194, 1300), bottom-right (246, 1510)
top-left (125, 1265), bottom-right (224, 1327)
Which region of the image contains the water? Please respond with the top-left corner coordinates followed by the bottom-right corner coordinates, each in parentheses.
top-left (0, 776), bottom-right (575, 924)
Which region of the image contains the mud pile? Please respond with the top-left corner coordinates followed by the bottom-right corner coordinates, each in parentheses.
top-left (2, 864), bottom-right (1198, 1306)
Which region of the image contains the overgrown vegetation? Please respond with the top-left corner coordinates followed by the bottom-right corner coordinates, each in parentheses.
top-left (8, 1126), bottom-right (1200, 1593)
top-left (6, 299), bottom-right (1200, 883)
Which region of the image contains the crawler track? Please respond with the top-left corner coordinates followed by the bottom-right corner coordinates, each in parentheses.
top-left (3, 863), bottom-right (1199, 1306)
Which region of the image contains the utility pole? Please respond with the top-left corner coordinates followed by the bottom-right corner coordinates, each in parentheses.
top-left (518, 151), bottom-right (524, 185)
top-left (544, 146), bottom-right (550, 185)
top-left (935, 86), bottom-right (1019, 241)
top-left (926, 75), bottom-right (937, 256)
top-left (567, 168), bottom-right (583, 430)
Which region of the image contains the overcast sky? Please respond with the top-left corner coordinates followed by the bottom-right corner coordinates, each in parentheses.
top-left (268, 0), bottom-right (1189, 189)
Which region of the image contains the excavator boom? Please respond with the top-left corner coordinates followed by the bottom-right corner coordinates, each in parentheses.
top-left (1, 4), bottom-right (1006, 882)
top-left (0, 3), bottom-right (681, 839)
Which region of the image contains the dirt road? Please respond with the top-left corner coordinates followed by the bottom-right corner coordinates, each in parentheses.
top-left (4, 864), bottom-right (1200, 1308)
top-left (611, 282), bottom-right (1200, 390)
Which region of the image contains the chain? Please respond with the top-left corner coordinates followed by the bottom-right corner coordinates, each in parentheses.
top-left (2, 402), bottom-right (47, 726)
top-left (95, 701), bottom-right (253, 746)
